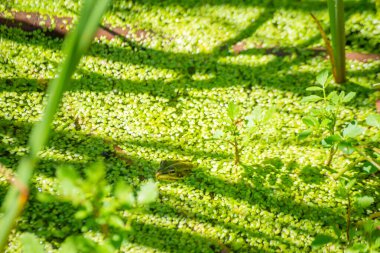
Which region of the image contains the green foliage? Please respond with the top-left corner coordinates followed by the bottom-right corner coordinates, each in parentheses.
top-left (20, 233), bottom-right (45, 253)
top-left (24, 161), bottom-right (158, 253)
top-left (312, 178), bottom-right (378, 252)
top-left (366, 114), bottom-right (380, 130)
top-left (214, 102), bottom-right (275, 165)
top-left (300, 71), bottom-right (359, 166)
top-left (311, 234), bottom-right (336, 249)
top-left (0, 0), bottom-right (111, 250)
top-left (0, 1), bottom-right (379, 252)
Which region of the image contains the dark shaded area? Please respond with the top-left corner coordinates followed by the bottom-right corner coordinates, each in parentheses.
top-left (299, 165), bottom-right (326, 184)
top-left (0, 11), bottom-right (147, 41)
top-left (127, 221), bottom-right (224, 252)
top-left (0, 9), bottom-right (379, 62)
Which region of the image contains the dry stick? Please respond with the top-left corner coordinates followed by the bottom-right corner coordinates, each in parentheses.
top-left (310, 13), bottom-right (337, 81)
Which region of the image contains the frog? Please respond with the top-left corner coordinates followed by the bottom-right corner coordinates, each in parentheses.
top-left (155, 160), bottom-right (194, 181)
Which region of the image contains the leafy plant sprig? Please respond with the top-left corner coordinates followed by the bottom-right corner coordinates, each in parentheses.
top-left (214, 102), bottom-right (275, 165)
top-left (333, 114), bottom-right (380, 178)
top-left (299, 70), bottom-right (357, 167)
top-left (21, 161), bottom-right (158, 253)
top-left (312, 178), bottom-right (379, 252)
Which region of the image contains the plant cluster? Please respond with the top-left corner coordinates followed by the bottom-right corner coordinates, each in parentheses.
top-left (213, 102), bottom-right (275, 165)
top-left (20, 161), bottom-right (158, 253)
top-left (312, 179), bottom-right (380, 252)
top-left (300, 71), bottom-right (380, 172)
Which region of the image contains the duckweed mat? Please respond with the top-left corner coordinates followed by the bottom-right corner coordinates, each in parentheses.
top-left (0, 0), bottom-right (379, 252)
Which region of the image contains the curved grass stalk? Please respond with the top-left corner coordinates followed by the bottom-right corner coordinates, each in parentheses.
top-left (0, 0), bottom-right (111, 250)
top-left (310, 13), bottom-right (336, 80)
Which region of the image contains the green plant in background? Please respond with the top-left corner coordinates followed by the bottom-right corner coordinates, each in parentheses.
top-left (311, 0), bottom-right (346, 83)
top-left (214, 102), bottom-right (275, 165)
top-left (328, 113), bottom-right (380, 179)
top-left (20, 161), bottom-right (158, 253)
top-left (299, 70), bottom-right (357, 166)
top-left (327, 0), bottom-right (346, 83)
top-left (0, 0), bottom-right (111, 250)
top-left (311, 178), bottom-right (379, 252)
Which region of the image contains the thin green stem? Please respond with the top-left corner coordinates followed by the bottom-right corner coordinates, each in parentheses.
top-left (326, 145), bottom-right (337, 167)
top-left (234, 136), bottom-right (240, 165)
top-left (355, 148), bottom-right (380, 171)
top-left (323, 85), bottom-right (327, 103)
top-left (346, 195), bottom-right (351, 243)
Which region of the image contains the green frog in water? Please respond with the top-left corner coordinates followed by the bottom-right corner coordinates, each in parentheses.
top-left (155, 160), bottom-right (194, 181)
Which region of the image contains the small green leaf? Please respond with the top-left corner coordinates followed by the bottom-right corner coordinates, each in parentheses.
top-left (332, 224), bottom-right (342, 238)
top-left (306, 86), bottom-right (323, 91)
top-left (108, 215), bottom-right (125, 229)
top-left (337, 141), bottom-right (355, 155)
top-left (298, 130), bottom-right (312, 141)
top-left (58, 237), bottom-right (78, 253)
top-left (342, 123), bottom-right (365, 138)
top-left (227, 102), bottom-right (240, 121)
top-left (59, 236), bottom-right (95, 253)
top-left (74, 210), bottom-right (89, 220)
top-left (114, 181), bottom-right (135, 206)
top-left (301, 95), bottom-right (323, 103)
top-left (57, 166), bottom-right (84, 204)
top-left (346, 243), bottom-right (367, 253)
top-left (137, 180), bottom-right (158, 206)
top-left (316, 70), bottom-right (329, 87)
top-left (21, 233), bottom-right (45, 253)
top-left (322, 135), bottom-right (342, 147)
top-left (320, 118), bottom-right (331, 128)
top-left (366, 114), bottom-right (380, 128)
top-left (328, 91), bottom-right (340, 105)
top-left (302, 116), bottom-right (319, 127)
top-left (85, 160), bottom-right (105, 184)
top-left (345, 179), bottom-right (357, 190)
top-left (356, 196), bottom-right (374, 209)
top-left (343, 92), bottom-right (356, 103)
top-left (363, 162), bottom-right (377, 174)
top-left (311, 234), bottom-right (336, 248)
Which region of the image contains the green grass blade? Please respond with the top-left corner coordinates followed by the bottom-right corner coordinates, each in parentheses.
top-left (0, 0), bottom-right (111, 251)
top-left (327, 0), bottom-right (346, 83)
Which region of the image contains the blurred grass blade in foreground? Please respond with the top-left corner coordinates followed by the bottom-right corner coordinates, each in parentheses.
top-left (0, 0), bottom-right (111, 251)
